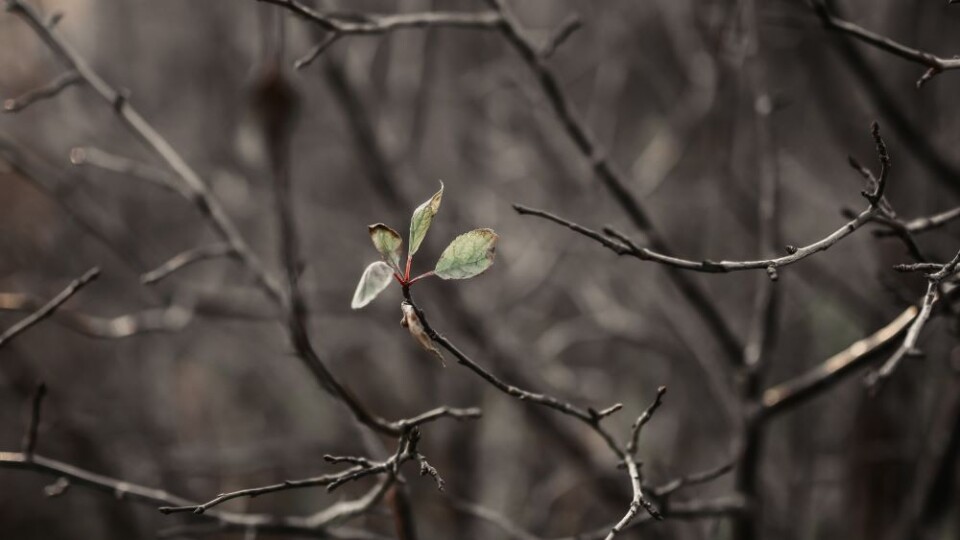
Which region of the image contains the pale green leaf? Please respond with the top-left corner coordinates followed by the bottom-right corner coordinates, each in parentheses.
top-left (351, 261), bottom-right (395, 309)
top-left (434, 228), bottom-right (498, 280)
top-left (408, 181), bottom-right (444, 257)
top-left (369, 223), bottom-right (403, 271)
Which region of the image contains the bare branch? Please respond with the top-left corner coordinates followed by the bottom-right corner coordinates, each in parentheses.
top-left (879, 205), bottom-right (960, 236)
top-left (259, 0), bottom-right (502, 34)
top-left (2, 70), bottom-right (80, 112)
top-left (866, 250), bottom-right (960, 389)
top-left (0, 451), bottom-right (325, 536)
top-left (293, 32), bottom-right (340, 70)
top-left (651, 461), bottom-right (736, 498)
top-left (811, 0), bottom-right (960, 87)
top-left (400, 287), bottom-right (667, 529)
top-left (141, 244), bottom-right (236, 285)
top-left (762, 306), bottom-right (919, 416)
top-left (69, 146), bottom-right (185, 195)
top-left (484, 0), bottom-right (743, 366)
top-left (5, 0), bottom-right (286, 305)
top-left (539, 14), bottom-right (581, 59)
top-left (626, 386), bottom-right (666, 455)
top-left (516, 124), bottom-right (892, 280)
top-left (0, 267), bottom-right (100, 350)
top-left (0, 292), bottom-right (192, 338)
top-left (452, 495), bottom-right (745, 540)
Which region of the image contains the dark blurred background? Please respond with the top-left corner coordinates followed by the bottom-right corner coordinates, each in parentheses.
top-left (2, 0), bottom-right (960, 539)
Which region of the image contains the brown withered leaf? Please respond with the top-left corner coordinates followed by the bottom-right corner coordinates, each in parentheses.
top-left (400, 302), bottom-right (444, 366)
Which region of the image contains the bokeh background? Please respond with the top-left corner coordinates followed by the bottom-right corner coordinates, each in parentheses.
top-left (2, 0), bottom-right (960, 539)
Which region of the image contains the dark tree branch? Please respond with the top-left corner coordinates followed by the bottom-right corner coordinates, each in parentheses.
top-left (866, 249), bottom-right (960, 389)
top-left (485, 0), bottom-right (744, 367)
top-left (516, 123), bottom-right (893, 280)
top-left (650, 461), bottom-right (736, 499)
top-left (0, 451), bottom-right (328, 536)
top-left (21, 382), bottom-right (46, 457)
top-left (761, 306), bottom-right (919, 417)
top-left (159, 430), bottom-right (427, 515)
top-left (400, 287), bottom-right (668, 534)
top-left (538, 14), bottom-right (581, 59)
top-left (452, 494), bottom-right (746, 540)
top-left (0, 267), bottom-right (100, 350)
top-left (811, 0), bottom-right (960, 87)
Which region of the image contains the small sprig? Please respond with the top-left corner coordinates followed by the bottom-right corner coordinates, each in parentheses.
top-left (351, 182), bottom-right (498, 361)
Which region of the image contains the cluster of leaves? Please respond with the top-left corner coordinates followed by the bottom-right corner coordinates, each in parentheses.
top-left (351, 182), bottom-right (499, 309)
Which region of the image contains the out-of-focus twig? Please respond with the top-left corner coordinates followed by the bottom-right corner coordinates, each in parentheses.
top-left (21, 382), bottom-right (46, 458)
top-left (2, 70), bottom-right (80, 112)
top-left (261, 0), bottom-right (502, 34)
top-left (514, 123), bottom-right (893, 281)
top-left (4, 0), bottom-right (285, 305)
top-left (140, 243), bottom-right (236, 285)
top-left (484, 0), bottom-right (745, 367)
top-left (401, 286), bottom-right (669, 536)
top-left (68, 146), bottom-right (185, 196)
top-left (0, 267), bottom-right (99, 350)
top-left (0, 292), bottom-right (193, 338)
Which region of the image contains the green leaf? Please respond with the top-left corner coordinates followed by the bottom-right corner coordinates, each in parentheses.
top-left (351, 261), bottom-right (395, 309)
top-left (434, 228), bottom-right (498, 280)
top-left (408, 181), bottom-right (444, 257)
top-left (369, 223), bottom-right (403, 271)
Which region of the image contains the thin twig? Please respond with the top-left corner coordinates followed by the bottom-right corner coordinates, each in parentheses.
top-left (400, 287), bottom-right (667, 531)
top-left (294, 32), bottom-right (340, 70)
top-left (0, 451), bottom-right (327, 536)
top-left (260, 1), bottom-right (502, 34)
top-left (485, 0), bottom-right (743, 366)
top-left (5, 0), bottom-right (286, 305)
top-left (811, 0), bottom-right (960, 88)
top-left (761, 306), bottom-right (920, 416)
top-left (0, 267), bottom-right (100, 350)
top-left (538, 14), bottom-right (581, 59)
top-left (21, 382), bottom-right (47, 457)
top-left (515, 123), bottom-right (892, 279)
top-left (69, 146), bottom-right (185, 195)
top-left (651, 461), bottom-right (736, 498)
top-left (866, 249), bottom-right (960, 389)
top-left (516, 202), bottom-right (876, 278)
top-left (141, 243), bottom-right (237, 284)
top-left (2, 70), bottom-right (80, 112)
top-left (626, 386), bottom-right (666, 455)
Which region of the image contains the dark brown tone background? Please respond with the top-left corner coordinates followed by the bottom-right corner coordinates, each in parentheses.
top-left (1, 0), bottom-right (959, 539)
